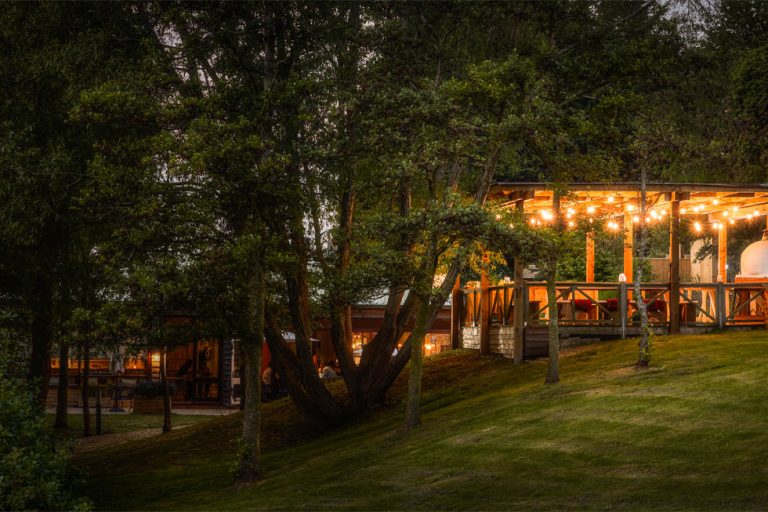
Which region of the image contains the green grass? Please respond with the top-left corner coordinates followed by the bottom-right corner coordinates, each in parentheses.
top-left (48, 413), bottom-right (211, 438)
top-left (76, 331), bottom-right (768, 510)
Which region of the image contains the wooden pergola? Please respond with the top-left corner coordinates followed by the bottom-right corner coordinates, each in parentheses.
top-left (494, 181), bottom-right (768, 283)
top-left (449, 182), bottom-right (768, 360)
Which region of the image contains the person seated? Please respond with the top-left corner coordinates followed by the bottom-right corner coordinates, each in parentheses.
top-left (320, 361), bottom-right (337, 380)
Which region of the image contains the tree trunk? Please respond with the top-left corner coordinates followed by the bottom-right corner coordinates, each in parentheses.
top-left (403, 301), bottom-right (430, 430)
top-left (54, 343), bottom-right (69, 429)
top-left (636, 167), bottom-right (651, 367)
top-left (161, 347), bottom-right (172, 433)
top-left (82, 339), bottom-right (91, 437)
top-left (238, 342), bottom-right (246, 410)
top-left (544, 267), bottom-right (560, 384)
top-left (545, 191), bottom-right (562, 384)
top-left (235, 261), bottom-right (265, 484)
top-left (29, 293), bottom-right (54, 406)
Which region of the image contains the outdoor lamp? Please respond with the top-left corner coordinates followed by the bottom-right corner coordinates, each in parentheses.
top-left (618, 273), bottom-right (627, 283)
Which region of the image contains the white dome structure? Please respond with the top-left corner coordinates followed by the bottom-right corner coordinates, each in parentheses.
top-left (740, 232), bottom-right (768, 277)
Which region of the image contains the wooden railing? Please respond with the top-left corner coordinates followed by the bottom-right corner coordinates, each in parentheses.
top-left (460, 281), bottom-right (768, 336)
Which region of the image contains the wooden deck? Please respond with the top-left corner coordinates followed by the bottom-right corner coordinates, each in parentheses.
top-left (458, 281), bottom-right (768, 359)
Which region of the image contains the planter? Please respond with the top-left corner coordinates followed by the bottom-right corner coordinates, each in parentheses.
top-left (133, 396), bottom-right (170, 415)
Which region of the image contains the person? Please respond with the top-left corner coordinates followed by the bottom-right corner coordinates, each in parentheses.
top-left (320, 361), bottom-right (337, 380)
top-left (176, 359), bottom-right (193, 400)
top-left (261, 365), bottom-right (272, 386)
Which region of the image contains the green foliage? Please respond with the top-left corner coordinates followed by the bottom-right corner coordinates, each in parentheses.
top-left (0, 344), bottom-right (89, 511)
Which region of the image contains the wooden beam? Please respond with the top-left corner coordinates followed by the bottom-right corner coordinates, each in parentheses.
top-left (586, 231), bottom-right (595, 283)
top-left (624, 210), bottom-right (634, 283)
top-left (450, 275), bottom-right (461, 350)
top-left (513, 200), bottom-right (525, 364)
top-left (718, 222), bottom-right (728, 282)
top-left (669, 196), bottom-right (680, 334)
top-left (480, 252), bottom-right (491, 355)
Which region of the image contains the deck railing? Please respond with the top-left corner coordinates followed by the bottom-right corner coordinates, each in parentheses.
top-left (460, 280), bottom-right (768, 336)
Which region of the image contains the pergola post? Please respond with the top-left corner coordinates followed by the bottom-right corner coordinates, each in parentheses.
top-left (718, 222), bottom-right (728, 282)
top-left (586, 231), bottom-right (595, 283)
top-left (513, 199), bottom-right (525, 364)
top-left (480, 252), bottom-right (491, 355)
top-left (623, 210), bottom-right (634, 283)
top-left (450, 275), bottom-right (461, 350)
top-left (669, 195), bottom-right (681, 334)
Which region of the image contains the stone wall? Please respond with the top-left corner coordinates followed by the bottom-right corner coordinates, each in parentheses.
top-left (461, 326), bottom-right (480, 350)
top-left (490, 325), bottom-right (515, 358)
top-left (460, 325), bottom-right (516, 358)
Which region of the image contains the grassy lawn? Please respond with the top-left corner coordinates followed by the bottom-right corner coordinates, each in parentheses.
top-left (76, 331), bottom-right (768, 510)
top-left (48, 413), bottom-right (212, 438)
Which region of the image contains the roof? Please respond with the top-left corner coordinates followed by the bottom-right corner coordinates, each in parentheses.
top-left (491, 182), bottom-right (768, 227)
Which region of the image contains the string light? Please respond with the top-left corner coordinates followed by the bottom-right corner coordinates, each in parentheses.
top-left (633, 215), bottom-right (640, 223)
top-left (626, 204), bottom-right (635, 212)
top-left (607, 196), bottom-right (615, 203)
top-left (713, 199), bottom-right (719, 205)
top-left (681, 208), bottom-right (687, 214)
top-left (508, 223), bottom-right (514, 229)
top-left (568, 220), bottom-right (575, 228)
top-left (694, 221), bottom-right (702, 232)
top-left (587, 206), bottom-right (596, 214)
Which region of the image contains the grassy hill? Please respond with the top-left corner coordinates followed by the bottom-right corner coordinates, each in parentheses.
top-left (76, 331), bottom-right (768, 510)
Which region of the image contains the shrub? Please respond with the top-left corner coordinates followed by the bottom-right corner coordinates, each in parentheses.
top-left (0, 345), bottom-right (90, 511)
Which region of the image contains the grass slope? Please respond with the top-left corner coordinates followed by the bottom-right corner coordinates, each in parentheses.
top-left (77, 331), bottom-right (768, 510)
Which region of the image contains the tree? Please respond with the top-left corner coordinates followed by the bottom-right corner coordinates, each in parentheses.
top-left (0, 3), bottom-right (174, 405)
